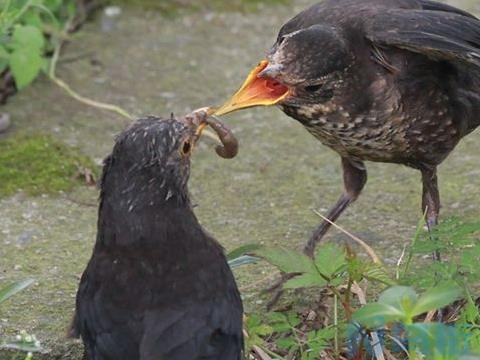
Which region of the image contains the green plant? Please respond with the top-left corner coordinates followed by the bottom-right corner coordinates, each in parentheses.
top-left (0, 279), bottom-right (42, 358)
top-left (256, 243), bottom-right (394, 318)
top-left (268, 312), bottom-right (335, 360)
top-left (0, 1), bottom-right (133, 119)
top-left (0, 0), bottom-right (76, 89)
top-left (402, 217), bottom-right (480, 288)
top-left (352, 285), bottom-right (479, 359)
top-left (237, 216), bottom-right (480, 359)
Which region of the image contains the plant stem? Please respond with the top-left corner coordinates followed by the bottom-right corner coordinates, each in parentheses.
top-left (329, 285), bottom-right (352, 320)
top-left (334, 294), bottom-right (340, 360)
top-left (48, 19), bottom-right (133, 121)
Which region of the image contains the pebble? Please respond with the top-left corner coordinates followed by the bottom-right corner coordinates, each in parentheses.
top-left (0, 113), bottom-right (11, 133)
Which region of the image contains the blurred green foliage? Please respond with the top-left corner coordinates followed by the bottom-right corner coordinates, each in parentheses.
top-left (0, 0), bottom-right (77, 90)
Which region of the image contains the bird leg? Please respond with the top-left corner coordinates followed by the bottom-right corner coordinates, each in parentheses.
top-left (421, 166), bottom-right (441, 261)
top-left (304, 158), bottom-right (367, 258)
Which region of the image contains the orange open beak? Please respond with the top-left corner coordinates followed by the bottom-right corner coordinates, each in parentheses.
top-left (213, 60), bottom-right (289, 116)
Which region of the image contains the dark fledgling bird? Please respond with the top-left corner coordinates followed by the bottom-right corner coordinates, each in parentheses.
top-left (70, 116), bottom-right (243, 360)
top-left (214, 0), bottom-right (480, 258)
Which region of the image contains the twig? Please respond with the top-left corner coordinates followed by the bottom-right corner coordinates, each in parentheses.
top-left (312, 209), bottom-right (381, 264)
top-left (395, 245), bottom-right (407, 281)
top-left (386, 335), bottom-right (409, 357)
top-left (424, 310), bottom-right (436, 323)
top-left (252, 345), bottom-right (273, 360)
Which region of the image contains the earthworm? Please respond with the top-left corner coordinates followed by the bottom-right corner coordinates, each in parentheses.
top-left (206, 116), bottom-right (239, 159)
top-left (180, 108), bottom-right (239, 159)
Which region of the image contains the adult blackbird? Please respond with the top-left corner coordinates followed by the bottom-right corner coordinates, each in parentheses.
top-left (214, 0), bottom-right (480, 257)
top-left (71, 116), bottom-right (243, 360)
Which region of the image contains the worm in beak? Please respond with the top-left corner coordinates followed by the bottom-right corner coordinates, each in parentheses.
top-left (206, 116), bottom-right (239, 159)
top-left (180, 108), bottom-right (239, 159)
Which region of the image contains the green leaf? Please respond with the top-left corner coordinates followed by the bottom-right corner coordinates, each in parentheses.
top-left (0, 44), bottom-right (9, 73)
top-left (314, 243), bottom-right (347, 278)
top-left (11, 25), bottom-right (45, 50)
top-left (0, 279), bottom-right (34, 304)
top-left (284, 272), bottom-right (327, 289)
top-left (21, 9), bottom-right (43, 28)
top-left (378, 286), bottom-right (418, 314)
top-left (43, 0), bottom-right (63, 12)
top-left (276, 337), bottom-right (297, 351)
top-left (268, 312), bottom-right (300, 333)
top-left (407, 323), bottom-right (469, 359)
top-left (227, 243), bottom-right (261, 261)
top-left (353, 303), bottom-right (405, 328)
top-left (10, 46), bottom-right (43, 89)
top-left (363, 263), bottom-right (396, 286)
top-left (256, 247), bottom-right (315, 274)
top-left (411, 284), bottom-right (463, 317)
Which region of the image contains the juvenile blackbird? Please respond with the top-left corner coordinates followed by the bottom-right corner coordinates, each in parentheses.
top-left (71, 116), bottom-right (243, 360)
top-left (214, 0), bottom-right (480, 257)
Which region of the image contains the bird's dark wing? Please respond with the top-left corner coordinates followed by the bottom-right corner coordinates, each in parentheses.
top-left (74, 257), bottom-right (145, 360)
top-left (419, 0), bottom-right (478, 19)
top-left (140, 291), bottom-right (243, 360)
top-left (366, 9), bottom-right (480, 68)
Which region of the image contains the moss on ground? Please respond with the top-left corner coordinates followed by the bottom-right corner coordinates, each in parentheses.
top-left (0, 134), bottom-right (98, 198)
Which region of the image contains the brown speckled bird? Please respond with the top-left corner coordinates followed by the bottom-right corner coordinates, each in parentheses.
top-left (215, 0), bottom-right (480, 258)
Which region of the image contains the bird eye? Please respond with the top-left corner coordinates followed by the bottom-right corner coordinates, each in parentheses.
top-left (305, 84), bottom-right (323, 93)
top-left (180, 140), bottom-right (192, 156)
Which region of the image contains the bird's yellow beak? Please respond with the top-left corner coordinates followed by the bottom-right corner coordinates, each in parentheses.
top-left (213, 60), bottom-right (289, 116)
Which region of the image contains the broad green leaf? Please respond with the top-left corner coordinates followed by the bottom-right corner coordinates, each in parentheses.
top-left (43, 0), bottom-right (63, 12)
top-left (284, 272), bottom-right (327, 289)
top-left (21, 10), bottom-right (43, 28)
top-left (0, 44), bottom-right (8, 73)
top-left (0, 279), bottom-right (34, 304)
top-left (378, 286), bottom-right (417, 313)
top-left (10, 47), bottom-right (43, 89)
top-left (256, 247), bottom-right (315, 274)
top-left (253, 324), bottom-right (273, 337)
top-left (411, 284), bottom-right (462, 317)
top-left (276, 337), bottom-right (297, 351)
top-left (314, 243), bottom-right (347, 278)
top-left (268, 312), bottom-right (300, 333)
top-left (363, 263), bottom-right (395, 286)
top-left (407, 323), bottom-right (469, 359)
top-left (0, 44), bottom-right (9, 59)
top-left (67, 1), bottom-right (77, 18)
top-left (11, 25), bottom-right (44, 50)
top-left (353, 303), bottom-right (405, 328)
top-left (227, 243), bottom-right (261, 261)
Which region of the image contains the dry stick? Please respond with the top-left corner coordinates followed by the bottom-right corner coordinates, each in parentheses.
top-left (351, 282), bottom-right (386, 360)
top-left (395, 245), bottom-right (407, 281)
top-left (252, 345), bottom-right (273, 360)
top-left (312, 210), bottom-right (381, 264)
